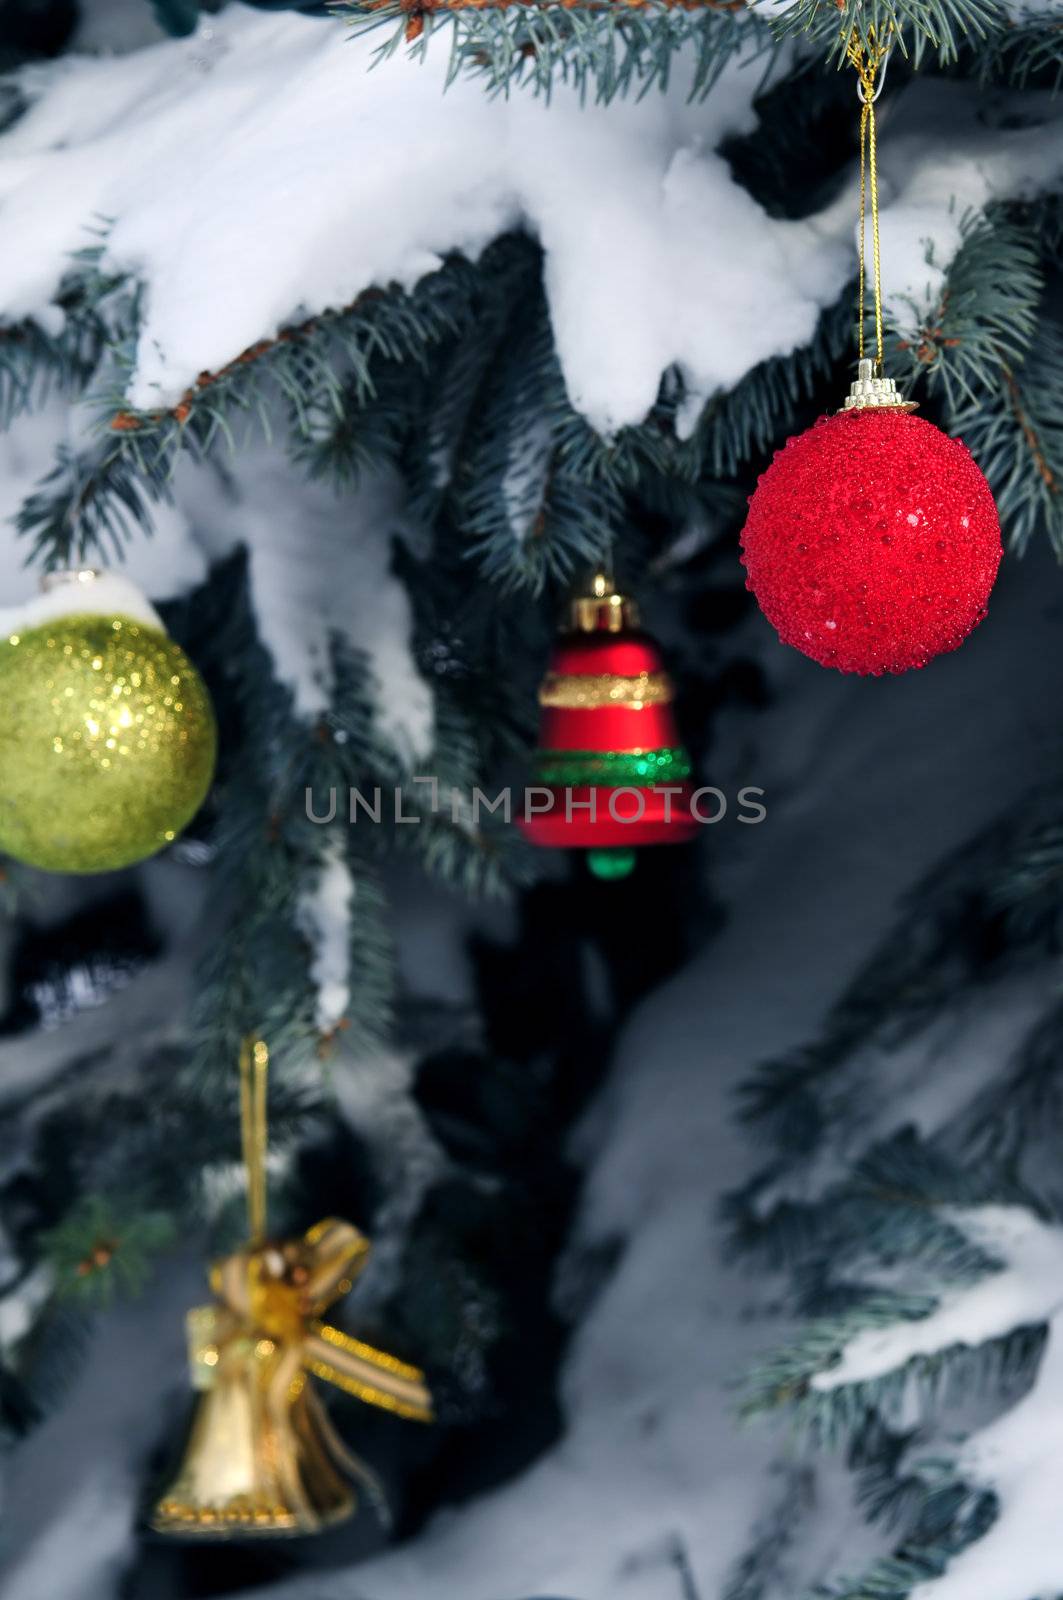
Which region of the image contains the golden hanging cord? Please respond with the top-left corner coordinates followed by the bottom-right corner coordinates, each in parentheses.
top-left (838, 28), bottom-right (914, 413)
top-left (845, 27), bottom-right (891, 373)
top-left (239, 1034), bottom-right (270, 1243)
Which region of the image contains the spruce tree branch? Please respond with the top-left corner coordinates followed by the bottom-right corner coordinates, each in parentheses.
top-left (339, 0), bottom-right (770, 100)
top-left (385, 0), bottom-right (749, 44)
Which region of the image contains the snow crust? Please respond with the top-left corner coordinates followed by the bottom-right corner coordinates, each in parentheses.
top-left (4, 9), bottom-right (1061, 436)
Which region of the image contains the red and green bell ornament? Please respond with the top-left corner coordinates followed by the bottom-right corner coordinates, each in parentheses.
top-left (518, 575), bottom-right (697, 879)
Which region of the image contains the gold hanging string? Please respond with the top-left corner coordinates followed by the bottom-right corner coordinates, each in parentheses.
top-left (845, 28), bottom-right (892, 373)
top-left (239, 1035), bottom-right (270, 1243)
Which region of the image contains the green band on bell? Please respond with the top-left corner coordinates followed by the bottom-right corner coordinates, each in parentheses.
top-left (533, 746), bottom-right (691, 787)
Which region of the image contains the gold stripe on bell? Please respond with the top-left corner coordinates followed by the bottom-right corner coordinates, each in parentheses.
top-left (538, 670), bottom-right (674, 710)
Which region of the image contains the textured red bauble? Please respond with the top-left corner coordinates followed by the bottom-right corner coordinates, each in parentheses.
top-left (740, 409), bottom-right (1002, 675)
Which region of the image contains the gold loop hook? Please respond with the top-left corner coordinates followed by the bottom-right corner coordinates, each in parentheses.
top-left (855, 39), bottom-right (891, 103)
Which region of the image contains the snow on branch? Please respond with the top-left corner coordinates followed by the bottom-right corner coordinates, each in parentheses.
top-left (0, 7), bottom-right (844, 436)
top-left (297, 838), bottom-right (355, 1036)
top-left (748, 1207), bottom-right (1063, 1600)
top-left (742, 1204), bottom-right (1058, 1442)
top-left (811, 1207), bottom-right (1063, 1393)
top-left (199, 440), bottom-right (434, 754)
top-left (905, 1316), bottom-right (1063, 1600)
top-left (800, 1209), bottom-right (1063, 1600)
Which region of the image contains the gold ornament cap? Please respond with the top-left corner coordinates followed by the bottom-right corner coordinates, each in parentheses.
top-left (841, 358), bottom-right (918, 413)
top-left (567, 572), bottom-right (639, 634)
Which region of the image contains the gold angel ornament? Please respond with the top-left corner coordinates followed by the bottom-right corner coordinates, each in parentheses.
top-left (152, 1040), bottom-right (432, 1538)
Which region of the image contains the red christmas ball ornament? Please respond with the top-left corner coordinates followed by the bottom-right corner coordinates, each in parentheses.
top-left (740, 369), bottom-right (1002, 676)
top-left (517, 575), bottom-right (698, 873)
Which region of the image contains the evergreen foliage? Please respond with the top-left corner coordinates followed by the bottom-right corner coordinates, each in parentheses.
top-left (2, 0), bottom-right (1063, 1592)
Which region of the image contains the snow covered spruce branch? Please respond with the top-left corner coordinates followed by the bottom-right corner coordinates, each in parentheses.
top-left (891, 211), bottom-right (1063, 554)
top-left (3, 9), bottom-right (1063, 581)
top-left (746, 1209), bottom-right (1063, 1600)
top-left (730, 778), bottom-right (1063, 1600)
top-left (0, 239), bottom-right (124, 429)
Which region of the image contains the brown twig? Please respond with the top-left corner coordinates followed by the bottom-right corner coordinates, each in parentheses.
top-left (895, 288), bottom-right (961, 366)
top-left (897, 308), bottom-right (1056, 495)
top-left (1003, 361), bottom-right (1058, 495)
top-left (76, 1239), bottom-right (117, 1277)
top-left (316, 1017), bottom-right (352, 1060)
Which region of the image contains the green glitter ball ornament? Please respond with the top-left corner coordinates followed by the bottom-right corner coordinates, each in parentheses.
top-left (587, 847), bottom-right (637, 881)
top-left (0, 611), bottom-right (216, 874)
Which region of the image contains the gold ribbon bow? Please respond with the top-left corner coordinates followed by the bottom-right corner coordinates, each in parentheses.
top-left (196, 1216), bottom-right (433, 1420)
top-left (153, 1040), bottom-right (431, 1538)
